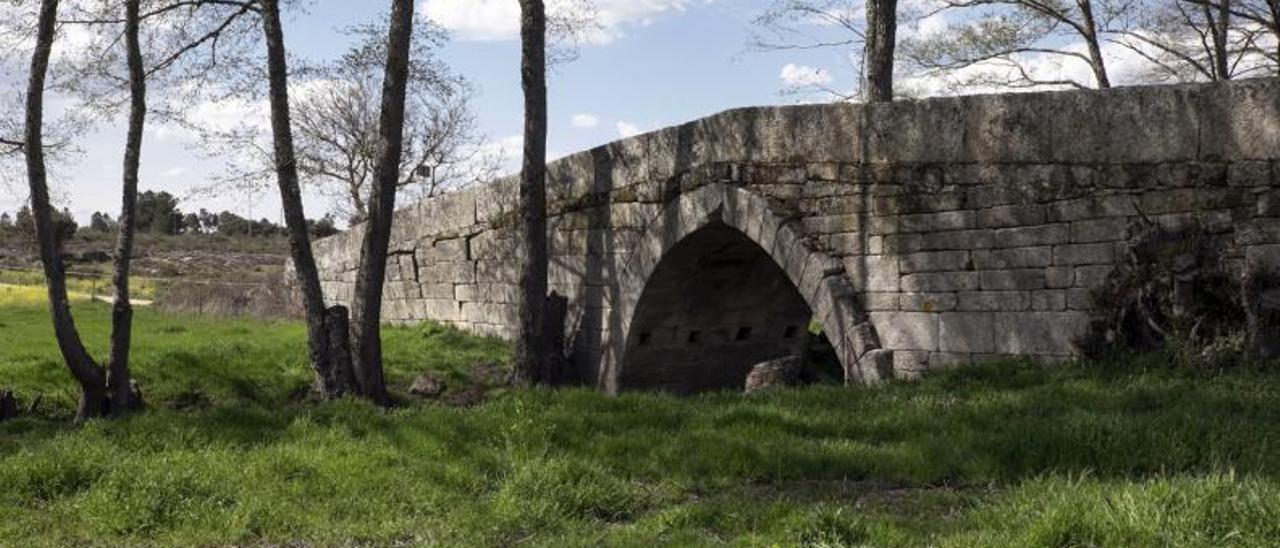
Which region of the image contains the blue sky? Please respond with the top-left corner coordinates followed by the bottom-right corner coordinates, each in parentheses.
top-left (2, 0), bottom-right (864, 224)
top-left (1, 0), bottom-right (1182, 224)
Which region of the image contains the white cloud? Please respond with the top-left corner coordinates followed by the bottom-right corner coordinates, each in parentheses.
top-left (616, 121), bottom-right (641, 138)
top-left (422, 0), bottom-right (714, 43)
top-left (898, 25), bottom-right (1175, 97)
top-left (162, 167), bottom-right (189, 179)
top-left (779, 63), bottom-right (833, 88)
top-left (571, 113), bottom-right (600, 128)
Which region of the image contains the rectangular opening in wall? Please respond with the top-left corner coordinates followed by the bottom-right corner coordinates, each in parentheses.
top-left (735, 326), bottom-right (752, 341)
top-left (687, 330), bottom-right (701, 344)
top-left (783, 325), bottom-right (799, 339)
top-left (638, 331), bottom-right (652, 346)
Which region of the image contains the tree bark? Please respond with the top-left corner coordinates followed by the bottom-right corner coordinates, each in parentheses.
top-left (259, 0), bottom-right (338, 398)
top-left (350, 0), bottom-right (415, 407)
top-left (1210, 0), bottom-right (1232, 80)
top-left (515, 0), bottom-right (550, 385)
top-left (25, 0), bottom-right (108, 423)
top-left (107, 0), bottom-right (146, 417)
top-left (1076, 0), bottom-right (1112, 88)
top-left (864, 0), bottom-right (898, 102)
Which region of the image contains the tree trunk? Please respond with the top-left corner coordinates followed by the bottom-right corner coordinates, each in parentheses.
top-left (515, 0), bottom-right (550, 385)
top-left (1212, 0), bottom-right (1231, 80)
top-left (1076, 0), bottom-right (1112, 88)
top-left (350, 0), bottom-right (415, 407)
top-left (1270, 1), bottom-right (1280, 73)
top-left (25, 0), bottom-right (107, 423)
top-left (259, 0), bottom-right (338, 398)
top-left (863, 0), bottom-right (898, 102)
top-left (326, 305), bottom-right (357, 393)
top-left (108, 0), bottom-right (145, 417)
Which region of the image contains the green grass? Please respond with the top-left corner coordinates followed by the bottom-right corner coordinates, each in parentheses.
top-left (2, 291), bottom-right (1279, 546)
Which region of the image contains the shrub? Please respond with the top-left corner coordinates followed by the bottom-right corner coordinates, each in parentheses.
top-left (1080, 220), bottom-right (1278, 368)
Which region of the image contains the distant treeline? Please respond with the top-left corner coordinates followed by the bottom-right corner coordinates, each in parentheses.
top-left (0, 190), bottom-right (339, 241)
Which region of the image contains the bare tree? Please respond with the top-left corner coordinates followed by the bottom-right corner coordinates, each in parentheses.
top-left (1111, 0), bottom-right (1271, 82)
top-left (291, 22), bottom-right (486, 225)
top-left (48, 0), bottom-right (263, 417)
top-left (865, 0), bottom-right (900, 101)
top-left (349, 0), bottom-right (416, 407)
top-left (749, 1), bottom-right (908, 101)
top-left (23, 0), bottom-right (107, 422)
top-left (1183, 0), bottom-right (1280, 72)
top-left (903, 0), bottom-right (1141, 91)
top-left (107, 0), bottom-right (145, 415)
top-left (259, 0), bottom-right (342, 398)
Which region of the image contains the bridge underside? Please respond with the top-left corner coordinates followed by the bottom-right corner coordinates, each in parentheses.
top-left (620, 222), bottom-right (812, 394)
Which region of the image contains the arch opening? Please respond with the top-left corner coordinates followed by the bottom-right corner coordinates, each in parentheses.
top-left (619, 220), bottom-right (840, 394)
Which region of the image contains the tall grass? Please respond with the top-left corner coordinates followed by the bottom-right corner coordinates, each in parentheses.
top-left (1, 296), bottom-right (1278, 546)
top-left (0, 267), bottom-right (159, 300)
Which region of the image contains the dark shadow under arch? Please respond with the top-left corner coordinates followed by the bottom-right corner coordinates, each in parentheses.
top-left (619, 221), bottom-right (833, 393)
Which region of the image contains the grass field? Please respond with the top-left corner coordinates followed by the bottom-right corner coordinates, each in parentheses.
top-left (2, 287), bottom-right (1279, 546)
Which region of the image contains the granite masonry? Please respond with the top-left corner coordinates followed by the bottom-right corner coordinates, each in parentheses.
top-left (310, 78), bottom-right (1280, 394)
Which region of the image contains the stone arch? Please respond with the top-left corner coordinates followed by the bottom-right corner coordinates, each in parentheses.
top-left (599, 183), bottom-right (886, 394)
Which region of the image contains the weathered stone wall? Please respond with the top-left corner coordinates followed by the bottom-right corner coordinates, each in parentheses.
top-left (312, 78), bottom-right (1280, 392)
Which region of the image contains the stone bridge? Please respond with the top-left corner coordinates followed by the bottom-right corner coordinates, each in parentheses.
top-left (312, 78), bottom-right (1280, 393)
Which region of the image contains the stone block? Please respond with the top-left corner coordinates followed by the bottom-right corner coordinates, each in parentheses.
top-left (1237, 219), bottom-right (1280, 245)
top-left (864, 292), bottom-right (899, 311)
top-left (972, 246), bottom-right (1053, 269)
top-left (961, 91), bottom-right (1053, 163)
top-left (1031, 290), bottom-right (1067, 311)
top-left (1254, 189), bottom-right (1280, 218)
top-left (1066, 288), bottom-right (1094, 310)
top-left (1246, 244), bottom-right (1280, 273)
top-left (977, 204), bottom-right (1045, 228)
top-left (822, 232), bottom-right (872, 255)
top-left (421, 299), bottom-right (462, 322)
top-left (1075, 265), bottom-right (1116, 288)
top-left (1072, 218), bottom-right (1129, 243)
top-left (1228, 161), bottom-right (1271, 187)
top-left (918, 229), bottom-right (995, 251)
top-left (420, 261), bottom-right (477, 284)
top-left (899, 210), bottom-right (975, 233)
top-left (1138, 188), bottom-right (1242, 215)
top-left (958, 291), bottom-right (1030, 312)
top-left (900, 292), bottom-right (958, 312)
top-left (1048, 195), bottom-right (1140, 222)
top-left (1198, 79), bottom-right (1280, 161)
top-left (1049, 84), bottom-right (1199, 164)
top-left (893, 350), bottom-right (931, 380)
top-left (900, 272), bottom-right (980, 292)
top-left (1054, 243), bottom-right (1115, 265)
top-left (432, 238), bottom-right (469, 261)
top-left (980, 269), bottom-right (1046, 290)
top-left (900, 250), bottom-right (972, 273)
top-left (869, 311), bottom-right (939, 351)
top-left (475, 260), bottom-right (518, 284)
top-left (420, 283), bottom-right (455, 300)
top-left (882, 233), bottom-right (924, 254)
top-left (1045, 266), bottom-right (1075, 288)
top-left (928, 352), bottom-right (974, 370)
top-left (856, 349), bottom-right (896, 383)
top-left (844, 255), bottom-right (900, 292)
top-left (992, 224), bottom-right (1071, 248)
top-left (461, 302), bottom-right (519, 325)
top-left (939, 312), bottom-right (995, 353)
top-left (992, 312), bottom-right (1090, 355)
